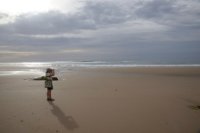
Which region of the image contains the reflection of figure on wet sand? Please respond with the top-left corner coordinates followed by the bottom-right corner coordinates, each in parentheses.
top-left (48, 102), bottom-right (79, 130)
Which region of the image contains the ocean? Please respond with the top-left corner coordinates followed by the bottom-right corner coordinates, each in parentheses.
top-left (0, 61), bottom-right (200, 76)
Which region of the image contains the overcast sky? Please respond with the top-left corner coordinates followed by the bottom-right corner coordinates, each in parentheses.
top-left (0, 0), bottom-right (200, 63)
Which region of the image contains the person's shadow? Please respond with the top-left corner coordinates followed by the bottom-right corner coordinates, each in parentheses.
top-left (48, 102), bottom-right (79, 130)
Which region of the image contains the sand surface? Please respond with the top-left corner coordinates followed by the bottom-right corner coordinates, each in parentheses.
top-left (0, 67), bottom-right (200, 133)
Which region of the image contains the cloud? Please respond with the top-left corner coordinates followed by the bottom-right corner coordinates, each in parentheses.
top-left (0, 1), bottom-right (133, 36)
top-left (0, 50), bottom-right (38, 58)
top-left (135, 0), bottom-right (176, 18)
top-left (11, 11), bottom-right (96, 35)
top-left (0, 1), bottom-right (135, 46)
top-left (0, 0), bottom-right (200, 62)
top-left (61, 49), bottom-right (86, 53)
top-left (0, 0), bottom-right (199, 41)
top-left (135, 0), bottom-right (200, 28)
top-left (0, 13), bottom-right (9, 25)
top-left (80, 1), bottom-right (131, 26)
top-left (0, 13), bottom-right (8, 19)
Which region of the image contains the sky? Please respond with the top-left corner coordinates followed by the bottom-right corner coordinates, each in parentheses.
top-left (0, 0), bottom-right (200, 63)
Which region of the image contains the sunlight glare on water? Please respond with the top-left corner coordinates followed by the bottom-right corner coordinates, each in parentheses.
top-left (0, 62), bottom-right (52, 76)
top-left (0, 69), bottom-right (44, 76)
top-left (21, 62), bottom-right (52, 68)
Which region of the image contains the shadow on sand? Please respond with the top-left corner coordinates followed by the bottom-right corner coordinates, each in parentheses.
top-left (48, 102), bottom-right (79, 130)
top-left (183, 98), bottom-right (200, 110)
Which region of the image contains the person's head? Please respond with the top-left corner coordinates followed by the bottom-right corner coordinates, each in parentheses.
top-left (46, 68), bottom-right (52, 73)
top-left (46, 68), bottom-right (55, 76)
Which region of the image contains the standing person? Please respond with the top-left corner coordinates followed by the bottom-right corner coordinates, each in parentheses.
top-left (45, 68), bottom-right (55, 101)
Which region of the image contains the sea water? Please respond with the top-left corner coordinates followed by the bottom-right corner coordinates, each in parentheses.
top-left (0, 61), bottom-right (200, 76)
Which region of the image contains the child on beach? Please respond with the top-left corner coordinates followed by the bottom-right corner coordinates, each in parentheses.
top-left (45, 68), bottom-right (55, 101)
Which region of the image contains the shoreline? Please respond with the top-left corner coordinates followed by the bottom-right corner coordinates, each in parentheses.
top-left (0, 66), bottom-right (200, 77)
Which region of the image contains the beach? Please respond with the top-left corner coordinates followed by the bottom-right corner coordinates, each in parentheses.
top-left (0, 67), bottom-right (200, 133)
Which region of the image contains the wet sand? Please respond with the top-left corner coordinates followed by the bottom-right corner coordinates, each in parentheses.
top-left (0, 67), bottom-right (200, 133)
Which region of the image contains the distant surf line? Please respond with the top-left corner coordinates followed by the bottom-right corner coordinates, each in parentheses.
top-left (0, 61), bottom-right (200, 68)
top-left (0, 61), bottom-right (200, 76)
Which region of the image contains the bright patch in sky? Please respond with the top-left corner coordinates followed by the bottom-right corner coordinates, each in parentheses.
top-left (0, 0), bottom-right (82, 15)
